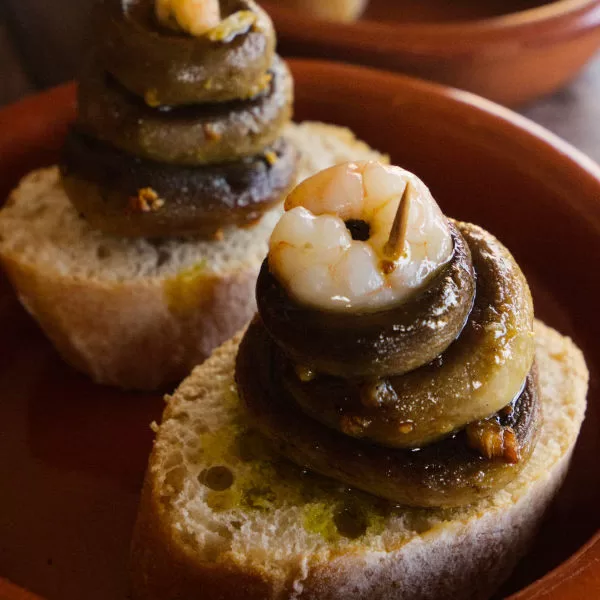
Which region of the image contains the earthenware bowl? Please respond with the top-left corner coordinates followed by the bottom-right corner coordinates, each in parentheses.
top-left (263, 0), bottom-right (600, 106)
top-left (0, 59), bottom-right (599, 599)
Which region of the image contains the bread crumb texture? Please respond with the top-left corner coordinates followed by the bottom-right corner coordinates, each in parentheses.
top-left (132, 321), bottom-right (588, 599)
top-left (0, 122), bottom-right (388, 282)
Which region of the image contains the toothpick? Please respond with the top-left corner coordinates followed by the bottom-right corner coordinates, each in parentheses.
top-left (384, 182), bottom-right (412, 261)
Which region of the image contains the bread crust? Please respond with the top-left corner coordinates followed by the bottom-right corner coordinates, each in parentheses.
top-left (297, 456), bottom-right (570, 600)
top-left (131, 453), bottom-right (572, 600)
top-left (0, 253), bottom-right (258, 390)
top-left (129, 322), bottom-right (589, 600)
top-left (131, 478), bottom-right (277, 600)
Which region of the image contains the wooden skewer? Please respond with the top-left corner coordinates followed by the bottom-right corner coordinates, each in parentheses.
top-left (384, 182), bottom-right (412, 261)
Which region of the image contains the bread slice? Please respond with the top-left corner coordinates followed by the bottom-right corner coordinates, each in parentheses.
top-left (130, 320), bottom-right (588, 600)
top-left (0, 122), bottom-right (387, 390)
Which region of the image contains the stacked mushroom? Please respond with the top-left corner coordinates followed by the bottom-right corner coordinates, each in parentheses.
top-left (237, 161), bottom-right (541, 508)
top-left (61, 0), bottom-right (297, 239)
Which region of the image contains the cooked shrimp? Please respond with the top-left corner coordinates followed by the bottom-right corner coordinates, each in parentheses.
top-left (268, 161), bottom-right (453, 312)
top-left (155, 0), bottom-right (221, 36)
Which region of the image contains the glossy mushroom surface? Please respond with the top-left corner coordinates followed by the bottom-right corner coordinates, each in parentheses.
top-left (258, 221), bottom-right (475, 379)
top-left (77, 57), bottom-right (293, 165)
top-left (236, 317), bottom-right (541, 507)
top-left (61, 130), bottom-right (298, 238)
top-left (94, 0), bottom-right (276, 106)
top-left (263, 220), bottom-right (534, 448)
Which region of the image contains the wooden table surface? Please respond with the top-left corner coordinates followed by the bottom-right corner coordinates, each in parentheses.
top-left (1, 1), bottom-right (600, 163)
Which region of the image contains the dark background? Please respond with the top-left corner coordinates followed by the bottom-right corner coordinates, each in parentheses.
top-left (1, 0), bottom-right (600, 161)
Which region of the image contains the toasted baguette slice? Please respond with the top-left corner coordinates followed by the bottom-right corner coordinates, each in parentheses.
top-left (0, 122), bottom-right (387, 390)
top-left (131, 320), bottom-right (588, 600)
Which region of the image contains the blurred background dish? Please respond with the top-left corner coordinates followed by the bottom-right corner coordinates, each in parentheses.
top-left (281, 0), bottom-right (369, 22)
top-left (279, 0), bottom-right (554, 23)
top-left (263, 0), bottom-right (600, 106)
top-left (1, 0), bottom-right (600, 163)
top-left (278, 0), bottom-right (561, 23)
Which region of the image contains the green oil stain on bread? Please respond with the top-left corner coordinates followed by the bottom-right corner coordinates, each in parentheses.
top-left (195, 412), bottom-right (394, 542)
top-left (164, 260), bottom-right (208, 315)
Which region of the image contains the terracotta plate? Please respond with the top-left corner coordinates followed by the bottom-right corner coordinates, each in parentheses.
top-left (0, 60), bottom-right (599, 600)
top-left (263, 0), bottom-right (600, 106)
